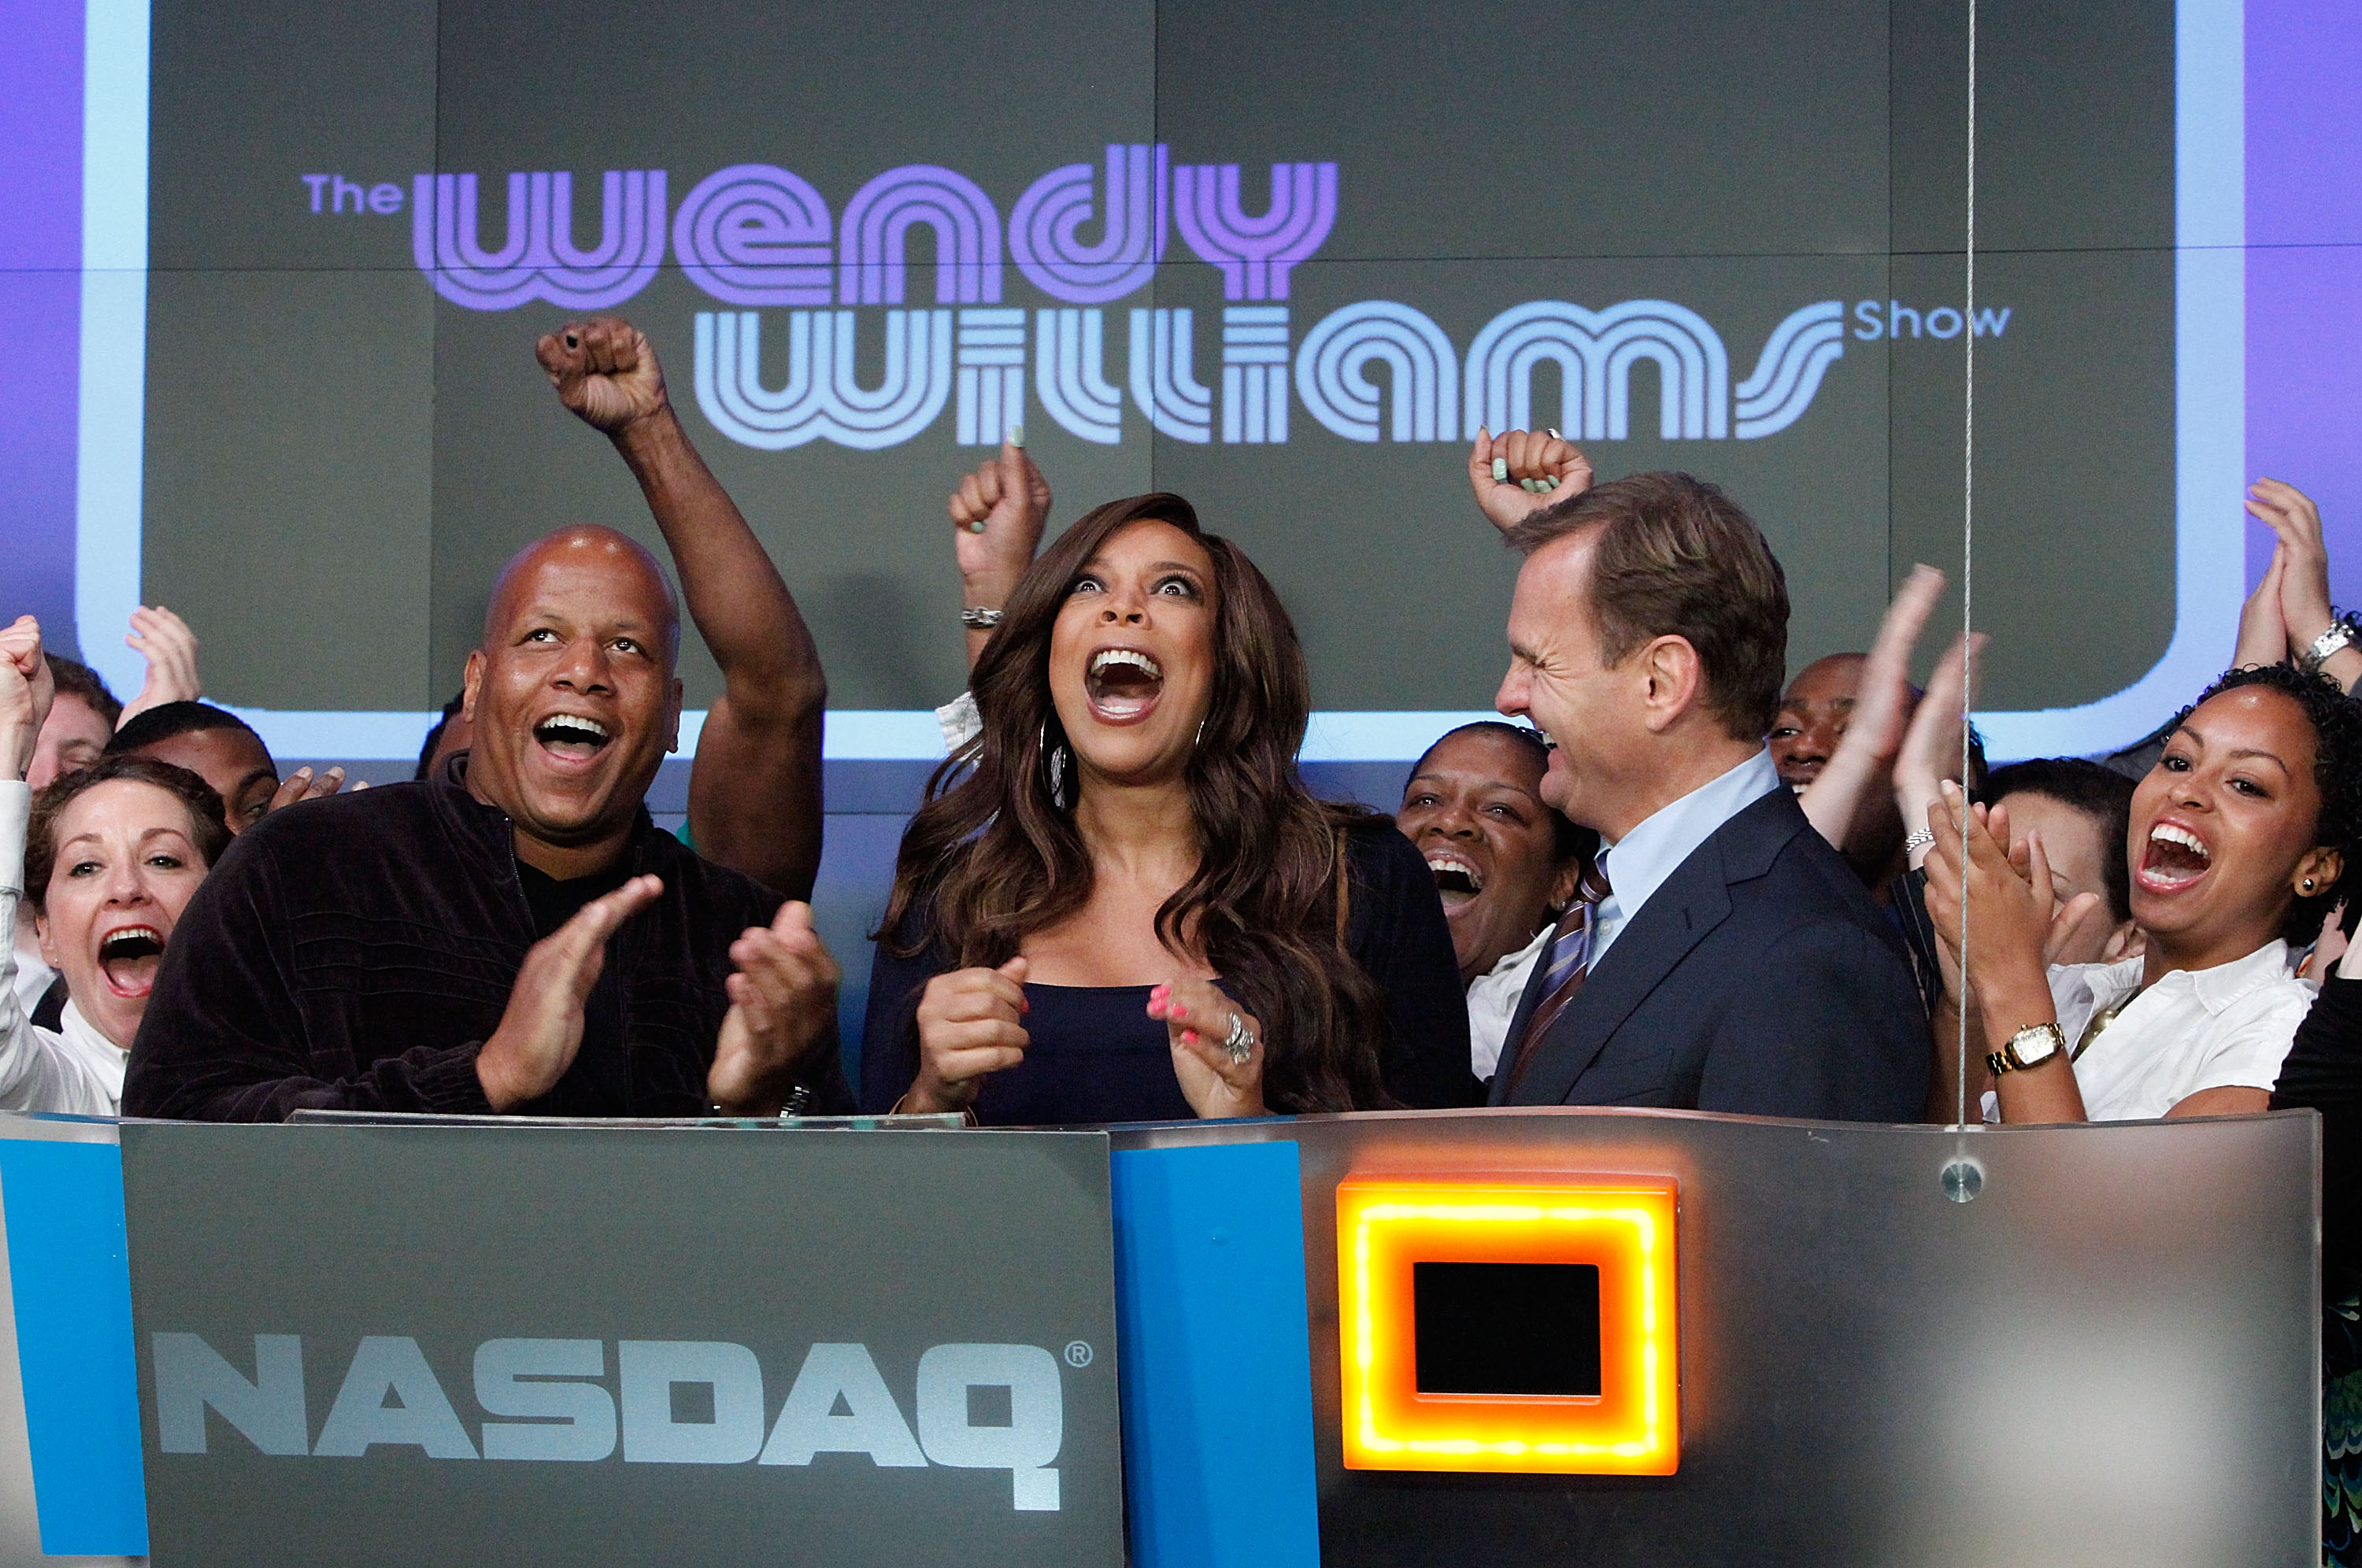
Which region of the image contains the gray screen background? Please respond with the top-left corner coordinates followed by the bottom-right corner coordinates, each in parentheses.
top-left (137, 0), bottom-right (2174, 721)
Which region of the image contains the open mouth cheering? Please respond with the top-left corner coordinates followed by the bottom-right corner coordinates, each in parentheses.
top-left (532, 712), bottom-right (613, 762)
top-left (1083, 647), bottom-right (1165, 725)
top-left (2136, 819), bottom-right (2212, 895)
top-left (96, 923), bottom-right (167, 999)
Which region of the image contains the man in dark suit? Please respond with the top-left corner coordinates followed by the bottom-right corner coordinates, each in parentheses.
top-left (1469, 438), bottom-right (1926, 1120)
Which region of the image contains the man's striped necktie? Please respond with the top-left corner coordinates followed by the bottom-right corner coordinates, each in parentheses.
top-left (1505, 864), bottom-right (1612, 1096)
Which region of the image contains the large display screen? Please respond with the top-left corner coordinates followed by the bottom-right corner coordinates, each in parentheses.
top-left (17, 0), bottom-right (2358, 761)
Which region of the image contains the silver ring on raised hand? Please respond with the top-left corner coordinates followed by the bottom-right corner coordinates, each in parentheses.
top-left (1223, 1012), bottom-right (1256, 1065)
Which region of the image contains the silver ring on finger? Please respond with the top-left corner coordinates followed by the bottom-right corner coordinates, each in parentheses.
top-left (1222, 1012), bottom-right (1256, 1066)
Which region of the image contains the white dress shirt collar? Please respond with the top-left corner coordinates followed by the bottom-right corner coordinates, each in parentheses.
top-left (2038, 939), bottom-right (2312, 1122)
top-left (56, 1000), bottom-right (128, 1106)
top-left (1465, 921), bottom-right (1553, 1081)
top-left (1591, 747), bottom-right (1783, 961)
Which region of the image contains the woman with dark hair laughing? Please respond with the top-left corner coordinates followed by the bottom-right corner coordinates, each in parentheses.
top-left (863, 494), bottom-right (1470, 1125)
top-left (1926, 662), bottom-right (2362, 1123)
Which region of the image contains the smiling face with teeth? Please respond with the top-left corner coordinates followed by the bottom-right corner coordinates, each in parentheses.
top-left (34, 779), bottom-right (213, 1050)
top-left (464, 527), bottom-right (683, 876)
top-left (1396, 727), bottom-right (1583, 983)
top-left (1047, 519), bottom-right (1217, 790)
top-left (2127, 686), bottom-right (2342, 967)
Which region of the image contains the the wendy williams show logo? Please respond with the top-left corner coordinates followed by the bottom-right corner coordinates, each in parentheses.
top-left (295, 147), bottom-right (2009, 452)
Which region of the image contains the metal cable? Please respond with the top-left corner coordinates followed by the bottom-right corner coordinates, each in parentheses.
top-left (1956, 0), bottom-right (1979, 1133)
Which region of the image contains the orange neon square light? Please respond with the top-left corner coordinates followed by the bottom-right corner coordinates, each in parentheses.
top-left (1335, 1174), bottom-right (1679, 1475)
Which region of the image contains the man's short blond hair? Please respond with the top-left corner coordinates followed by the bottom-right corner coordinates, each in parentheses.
top-left (1505, 472), bottom-right (1790, 741)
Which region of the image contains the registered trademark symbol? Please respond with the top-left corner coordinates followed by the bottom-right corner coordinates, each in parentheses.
top-left (1064, 1341), bottom-right (1094, 1367)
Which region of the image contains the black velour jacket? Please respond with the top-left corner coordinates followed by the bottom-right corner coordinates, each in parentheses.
top-left (122, 756), bottom-right (850, 1122)
top-left (1490, 786), bottom-right (1928, 1120)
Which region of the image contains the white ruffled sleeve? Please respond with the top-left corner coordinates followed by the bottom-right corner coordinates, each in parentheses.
top-left (0, 780), bottom-right (117, 1115)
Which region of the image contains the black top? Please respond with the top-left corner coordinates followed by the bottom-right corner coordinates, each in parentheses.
top-left (1492, 786), bottom-right (1929, 1120)
top-left (2272, 972), bottom-right (2362, 1303)
top-left (29, 974), bottom-right (67, 1033)
top-left (859, 818), bottom-right (1473, 1124)
top-left (123, 753), bottom-right (851, 1122)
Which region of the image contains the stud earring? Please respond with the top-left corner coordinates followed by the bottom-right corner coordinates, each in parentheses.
top-left (2305, 877), bottom-right (2318, 893)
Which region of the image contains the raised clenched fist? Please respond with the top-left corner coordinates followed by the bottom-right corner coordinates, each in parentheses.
top-left (950, 431), bottom-right (1053, 593)
top-left (1467, 427), bottom-right (1594, 534)
top-left (0, 615), bottom-right (55, 782)
top-left (537, 316), bottom-right (669, 435)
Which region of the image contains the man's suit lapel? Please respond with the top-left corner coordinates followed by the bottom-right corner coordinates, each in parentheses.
top-left (1510, 839), bottom-right (1735, 1107)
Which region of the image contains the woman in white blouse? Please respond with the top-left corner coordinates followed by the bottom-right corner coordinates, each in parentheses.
top-left (1925, 663), bottom-right (2361, 1122)
top-left (1, 617), bottom-right (231, 1114)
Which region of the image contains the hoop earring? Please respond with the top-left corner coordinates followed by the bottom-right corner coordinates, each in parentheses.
top-left (1040, 723), bottom-right (1071, 810)
top-left (1195, 719), bottom-right (1205, 748)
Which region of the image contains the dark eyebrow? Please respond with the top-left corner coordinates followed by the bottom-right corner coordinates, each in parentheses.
top-left (2175, 723), bottom-right (2294, 777)
top-left (1406, 769), bottom-right (1542, 806)
top-left (234, 766), bottom-right (280, 797)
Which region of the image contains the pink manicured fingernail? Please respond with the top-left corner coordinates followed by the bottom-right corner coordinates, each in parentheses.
top-left (1182, 1030), bottom-right (1198, 1045)
top-left (1172, 1003), bottom-right (1187, 1019)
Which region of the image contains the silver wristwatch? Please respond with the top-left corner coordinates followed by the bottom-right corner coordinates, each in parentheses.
top-left (2302, 617), bottom-right (2356, 675)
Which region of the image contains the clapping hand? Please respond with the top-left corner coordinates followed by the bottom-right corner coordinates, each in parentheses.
top-left (1148, 979), bottom-right (1268, 1119)
top-left (709, 900), bottom-right (841, 1115)
top-left (1467, 427), bottom-right (1592, 533)
top-left (476, 875), bottom-right (665, 1111)
top-left (1798, 565), bottom-right (1944, 852)
top-left (2234, 541), bottom-right (2292, 670)
top-left (122, 605), bottom-right (202, 723)
top-left (1893, 631), bottom-right (1985, 867)
top-left (1922, 785), bottom-right (2103, 999)
top-left (538, 316), bottom-right (669, 435)
top-left (2246, 479), bottom-right (2336, 661)
top-left (0, 616), bottom-right (55, 782)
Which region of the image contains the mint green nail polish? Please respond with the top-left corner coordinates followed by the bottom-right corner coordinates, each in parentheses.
top-left (1491, 457), bottom-right (1509, 482)
top-left (969, 520), bottom-right (987, 534)
top-left (1007, 423), bottom-right (1025, 447)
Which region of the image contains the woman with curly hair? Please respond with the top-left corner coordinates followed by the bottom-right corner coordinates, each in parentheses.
top-left (1925, 661), bottom-right (2362, 1123)
top-left (861, 493), bottom-right (1470, 1125)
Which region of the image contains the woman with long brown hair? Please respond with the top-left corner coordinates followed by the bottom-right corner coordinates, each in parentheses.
top-left (861, 493), bottom-right (1470, 1124)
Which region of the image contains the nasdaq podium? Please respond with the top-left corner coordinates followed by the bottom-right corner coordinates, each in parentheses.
top-left (0, 1104), bottom-right (2320, 1566)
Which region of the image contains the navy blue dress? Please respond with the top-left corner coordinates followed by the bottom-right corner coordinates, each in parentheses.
top-left (859, 819), bottom-right (1474, 1125)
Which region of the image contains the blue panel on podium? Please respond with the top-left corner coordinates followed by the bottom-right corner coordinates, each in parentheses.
top-left (1111, 1141), bottom-right (1320, 1568)
top-left (0, 1137), bottom-right (148, 1555)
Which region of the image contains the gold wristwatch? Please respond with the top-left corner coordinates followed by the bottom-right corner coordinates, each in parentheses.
top-left (1986, 1022), bottom-right (2066, 1078)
